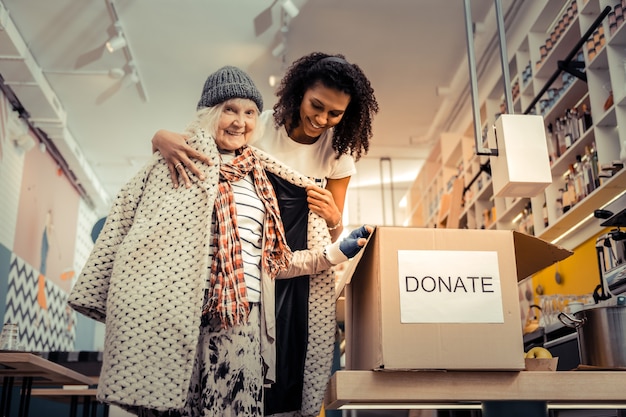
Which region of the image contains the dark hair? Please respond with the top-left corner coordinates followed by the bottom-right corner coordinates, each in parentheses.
top-left (272, 52), bottom-right (379, 161)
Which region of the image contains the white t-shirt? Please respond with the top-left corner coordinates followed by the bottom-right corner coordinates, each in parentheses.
top-left (251, 110), bottom-right (356, 185)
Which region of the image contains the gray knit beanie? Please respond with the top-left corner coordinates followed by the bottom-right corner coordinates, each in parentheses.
top-left (197, 66), bottom-right (263, 112)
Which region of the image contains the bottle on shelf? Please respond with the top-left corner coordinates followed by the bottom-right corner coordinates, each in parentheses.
top-left (554, 118), bottom-right (567, 157)
top-left (616, 2), bottom-right (625, 28)
top-left (521, 201), bottom-right (535, 236)
top-left (590, 143), bottom-right (600, 189)
top-left (562, 174), bottom-right (573, 214)
top-left (567, 168), bottom-right (577, 208)
top-left (569, 107), bottom-right (580, 142)
top-left (563, 112), bottom-right (574, 149)
top-left (587, 38), bottom-right (596, 61)
top-left (582, 148), bottom-right (593, 196)
top-left (581, 104), bottom-right (593, 132)
top-left (573, 156), bottom-right (586, 202)
top-left (0, 323), bottom-right (21, 350)
top-left (609, 10), bottom-right (617, 36)
top-left (518, 207), bottom-right (527, 234)
top-left (556, 189), bottom-right (565, 218)
top-left (546, 123), bottom-right (557, 164)
top-left (603, 83), bottom-right (614, 111)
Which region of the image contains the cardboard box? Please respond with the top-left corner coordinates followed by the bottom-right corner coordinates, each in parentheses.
top-left (340, 227), bottom-right (572, 371)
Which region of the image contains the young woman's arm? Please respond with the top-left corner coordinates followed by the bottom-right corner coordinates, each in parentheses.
top-left (306, 176), bottom-right (350, 242)
top-left (277, 225), bottom-right (373, 278)
top-left (151, 129), bottom-right (211, 188)
top-left (154, 129), bottom-right (351, 243)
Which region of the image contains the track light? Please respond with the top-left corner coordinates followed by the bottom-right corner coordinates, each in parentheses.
top-left (122, 70), bottom-right (139, 87)
top-left (105, 33), bottom-right (126, 53)
top-left (272, 42), bottom-right (286, 58)
top-left (108, 68), bottom-right (125, 79)
top-left (436, 86), bottom-right (451, 96)
top-left (128, 70), bottom-right (139, 84)
top-left (13, 133), bottom-right (35, 153)
top-left (281, 0), bottom-right (299, 18)
top-left (122, 62), bottom-right (140, 88)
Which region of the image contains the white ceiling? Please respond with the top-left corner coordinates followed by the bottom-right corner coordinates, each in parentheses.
top-left (0, 0), bottom-right (517, 219)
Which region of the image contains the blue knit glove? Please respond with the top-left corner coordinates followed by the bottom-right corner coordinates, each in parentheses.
top-left (325, 225), bottom-right (373, 264)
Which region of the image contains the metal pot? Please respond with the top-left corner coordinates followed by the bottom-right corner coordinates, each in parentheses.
top-left (559, 303), bottom-right (626, 368)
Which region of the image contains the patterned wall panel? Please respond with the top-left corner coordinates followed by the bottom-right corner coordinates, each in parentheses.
top-left (3, 254), bottom-right (75, 351)
top-left (0, 243), bottom-right (10, 322)
top-left (74, 198), bottom-right (97, 278)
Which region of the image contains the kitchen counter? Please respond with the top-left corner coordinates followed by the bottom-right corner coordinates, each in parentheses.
top-left (325, 370), bottom-right (626, 416)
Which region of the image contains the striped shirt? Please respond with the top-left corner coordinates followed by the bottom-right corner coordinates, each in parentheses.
top-left (208, 154), bottom-right (265, 303)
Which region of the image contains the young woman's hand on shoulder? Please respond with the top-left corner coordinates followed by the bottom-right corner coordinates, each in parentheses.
top-left (152, 129), bottom-right (211, 188)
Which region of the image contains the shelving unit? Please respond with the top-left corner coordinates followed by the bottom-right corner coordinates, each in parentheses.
top-left (404, 0), bottom-right (626, 248)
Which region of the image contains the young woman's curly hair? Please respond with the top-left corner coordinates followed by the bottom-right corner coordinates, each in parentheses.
top-left (272, 52), bottom-right (379, 161)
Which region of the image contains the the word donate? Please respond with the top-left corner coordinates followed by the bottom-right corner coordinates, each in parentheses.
top-left (397, 250), bottom-right (504, 323)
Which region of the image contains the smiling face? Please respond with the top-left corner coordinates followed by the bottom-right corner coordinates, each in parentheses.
top-left (292, 81), bottom-right (351, 144)
top-left (214, 98), bottom-right (258, 151)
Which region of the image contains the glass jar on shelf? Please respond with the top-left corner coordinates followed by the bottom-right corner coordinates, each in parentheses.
top-left (0, 323), bottom-right (22, 351)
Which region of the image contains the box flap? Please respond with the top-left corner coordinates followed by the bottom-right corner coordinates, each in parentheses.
top-left (512, 230), bottom-right (573, 280)
top-left (335, 226), bottom-right (376, 301)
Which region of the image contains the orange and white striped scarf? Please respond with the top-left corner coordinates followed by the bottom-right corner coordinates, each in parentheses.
top-left (205, 146), bottom-right (292, 328)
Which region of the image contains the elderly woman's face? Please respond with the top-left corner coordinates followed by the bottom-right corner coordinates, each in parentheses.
top-left (214, 98), bottom-right (258, 151)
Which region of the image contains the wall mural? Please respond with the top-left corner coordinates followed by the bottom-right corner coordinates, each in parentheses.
top-left (1, 110), bottom-right (82, 351)
top-left (3, 253), bottom-right (75, 351)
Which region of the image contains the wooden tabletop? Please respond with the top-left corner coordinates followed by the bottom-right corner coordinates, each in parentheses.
top-left (0, 352), bottom-right (96, 386)
top-left (31, 388), bottom-right (97, 404)
top-left (31, 388), bottom-right (96, 396)
top-left (325, 370), bottom-right (626, 409)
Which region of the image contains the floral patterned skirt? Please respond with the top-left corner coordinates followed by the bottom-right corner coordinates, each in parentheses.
top-left (135, 303), bottom-right (263, 417)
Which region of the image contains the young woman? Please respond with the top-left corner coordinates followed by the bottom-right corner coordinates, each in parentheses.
top-left (68, 66), bottom-right (371, 417)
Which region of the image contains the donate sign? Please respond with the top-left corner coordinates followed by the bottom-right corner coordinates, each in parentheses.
top-left (397, 250), bottom-right (504, 323)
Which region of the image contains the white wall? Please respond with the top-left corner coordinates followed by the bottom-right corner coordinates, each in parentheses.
top-left (346, 157), bottom-right (422, 227)
top-left (0, 97), bottom-right (25, 250)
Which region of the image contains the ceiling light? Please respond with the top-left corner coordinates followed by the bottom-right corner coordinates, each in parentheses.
top-left (13, 133), bottom-right (35, 153)
top-left (123, 70), bottom-right (140, 87)
top-left (268, 75), bottom-right (279, 87)
top-left (108, 68), bottom-right (125, 79)
top-left (282, 0), bottom-right (299, 18)
top-left (105, 33), bottom-right (126, 53)
top-left (129, 71), bottom-right (139, 84)
top-left (272, 42), bottom-right (286, 58)
top-left (436, 86), bottom-right (451, 96)
top-left (122, 63), bottom-right (140, 88)
top-left (102, 8), bottom-right (149, 102)
top-left (473, 21), bottom-right (486, 34)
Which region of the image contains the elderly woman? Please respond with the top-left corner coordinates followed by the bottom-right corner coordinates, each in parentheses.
top-left (68, 66), bottom-right (371, 417)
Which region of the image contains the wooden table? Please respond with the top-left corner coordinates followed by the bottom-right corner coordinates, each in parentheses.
top-left (0, 352), bottom-right (96, 417)
top-left (30, 388), bottom-right (107, 417)
top-left (325, 370), bottom-right (626, 417)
